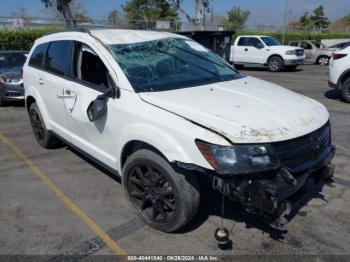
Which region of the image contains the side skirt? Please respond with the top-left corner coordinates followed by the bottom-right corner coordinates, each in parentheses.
top-left (51, 131), bottom-right (121, 179)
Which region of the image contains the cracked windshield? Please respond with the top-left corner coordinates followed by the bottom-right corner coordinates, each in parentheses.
top-left (108, 38), bottom-right (242, 92)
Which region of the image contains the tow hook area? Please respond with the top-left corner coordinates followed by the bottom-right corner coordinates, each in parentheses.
top-left (212, 163), bottom-right (335, 231)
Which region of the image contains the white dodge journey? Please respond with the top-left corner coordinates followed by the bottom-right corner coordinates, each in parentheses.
top-left (23, 29), bottom-right (335, 232)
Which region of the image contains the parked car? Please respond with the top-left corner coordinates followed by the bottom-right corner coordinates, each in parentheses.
top-left (328, 46), bottom-right (350, 103)
top-left (0, 50), bottom-right (27, 106)
top-left (24, 30), bottom-right (335, 232)
top-left (230, 35), bottom-right (305, 72)
top-left (289, 40), bottom-right (332, 65)
top-left (328, 41), bottom-right (350, 53)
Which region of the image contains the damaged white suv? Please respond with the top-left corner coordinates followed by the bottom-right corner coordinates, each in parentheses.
top-left (24, 29), bottom-right (335, 232)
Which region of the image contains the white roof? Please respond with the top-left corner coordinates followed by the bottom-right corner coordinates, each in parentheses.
top-left (90, 29), bottom-right (187, 45)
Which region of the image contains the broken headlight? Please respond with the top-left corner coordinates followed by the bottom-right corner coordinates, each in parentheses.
top-left (196, 140), bottom-right (280, 175)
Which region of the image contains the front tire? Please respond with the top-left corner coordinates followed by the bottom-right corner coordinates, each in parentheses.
top-left (267, 56), bottom-right (284, 72)
top-left (122, 149), bottom-right (200, 232)
top-left (341, 77), bottom-right (350, 103)
top-left (29, 103), bottom-right (61, 148)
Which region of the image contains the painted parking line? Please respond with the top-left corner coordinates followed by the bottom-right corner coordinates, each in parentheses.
top-left (0, 133), bottom-right (127, 256)
top-left (49, 217), bottom-right (144, 261)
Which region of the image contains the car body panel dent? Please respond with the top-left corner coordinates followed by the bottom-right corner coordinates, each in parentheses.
top-left (139, 76), bottom-right (329, 143)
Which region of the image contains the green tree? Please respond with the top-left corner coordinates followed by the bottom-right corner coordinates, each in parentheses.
top-left (299, 12), bottom-right (312, 28)
top-left (41, 0), bottom-right (76, 28)
top-left (310, 5), bottom-right (330, 30)
top-left (122, 0), bottom-right (179, 29)
top-left (294, 5), bottom-right (330, 31)
top-left (341, 13), bottom-right (350, 25)
top-left (224, 7), bottom-right (250, 30)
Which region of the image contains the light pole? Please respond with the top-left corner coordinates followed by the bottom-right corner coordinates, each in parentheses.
top-left (282, 0), bottom-right (290, 44)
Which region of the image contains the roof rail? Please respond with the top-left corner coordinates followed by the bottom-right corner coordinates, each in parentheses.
top-left (43, 27), bottom-right (90, 36)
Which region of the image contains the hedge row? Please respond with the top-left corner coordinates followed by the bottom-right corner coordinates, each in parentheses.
top-left (0, 28), bottom-right (56, 51)
top-left (1, 28), bottom-right (350, 51)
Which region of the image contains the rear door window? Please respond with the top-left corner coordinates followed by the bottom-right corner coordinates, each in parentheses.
top-left (237, 37), bottom-right (248, 46)
top-left (247, 37), bottom-right (262, 47)
top-left (29, 43), bottom-right (49, 68)
top-left (300, 41), bottom-right (312, 50)
top-left (44, 40), bottom-right (72, 76)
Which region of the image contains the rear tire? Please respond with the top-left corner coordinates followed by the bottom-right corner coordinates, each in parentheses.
top-left (341, 77), bottom-right (350, 103)
top-left (317, 56), bottom-right (330, 65)
top-left (122, 149), bottom-right (200, 232)
top-left (0, 98), bottom-right (3, 107)
top-left (267, 56), bottom-right (284, 72)
top-left (29, 103), bottom-right (61, 148)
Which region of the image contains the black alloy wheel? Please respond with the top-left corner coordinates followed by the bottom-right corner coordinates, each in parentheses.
top-left (29, 103), bottom-right (61, 148)
top-left (127, 164), bottom-right (176, 224)
top-left (30, 108), bottom-right (45, 142)
top-left (123, 149), bottom-right (200, 232)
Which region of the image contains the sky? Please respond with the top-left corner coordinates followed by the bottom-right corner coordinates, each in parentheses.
top-left (1, 0), bottom-right (350, 26)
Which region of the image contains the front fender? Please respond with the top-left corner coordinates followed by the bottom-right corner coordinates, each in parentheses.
top-left (116, 122), bottom-right (193, 173)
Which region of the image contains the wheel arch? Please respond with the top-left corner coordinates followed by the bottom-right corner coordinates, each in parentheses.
top-left (120, 140), bottom-right (168, 169)
top-left (338, 69), bottom-right (350, 87)
top-left (116, 123), bottom-right (195, 173)
top-left (316, 54), bottom-right (330, 64)
top-left (26, 95), bottom-right (36, 113)
top-left (266, 54), bottom-right (284, 65)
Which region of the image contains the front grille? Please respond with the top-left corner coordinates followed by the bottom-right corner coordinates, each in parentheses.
top-left (6, 91), bottom-right (21, 97)
top-left (272, 122), bottom-right (331, 173)
top-left (296, 49), bottom-right (304, 57)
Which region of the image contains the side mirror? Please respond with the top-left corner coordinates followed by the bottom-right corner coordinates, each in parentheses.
top-left (86, 72), bottom-right (120, 122)
top-left (256, 42), bottom-right (264, 49)
top-left (87, 96), bottom-right (107, 122)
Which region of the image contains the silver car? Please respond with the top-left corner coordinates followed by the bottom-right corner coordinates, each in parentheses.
top-left (289, 40), bottom-right (332, 65)
top-left (0, 50), bottom-right (27, 106)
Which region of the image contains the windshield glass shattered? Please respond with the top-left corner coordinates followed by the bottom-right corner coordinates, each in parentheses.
top-left (108, 38), bottom-right (242, 92)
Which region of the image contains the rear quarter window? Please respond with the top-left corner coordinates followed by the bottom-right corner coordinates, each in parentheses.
top-left (44, 40), bottom-right (72, 76)
top-left (29, 43), bottom-right (49, 68)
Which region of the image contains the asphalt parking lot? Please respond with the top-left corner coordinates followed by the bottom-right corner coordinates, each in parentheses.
top-left (0, 65), bottom-right (350, 259)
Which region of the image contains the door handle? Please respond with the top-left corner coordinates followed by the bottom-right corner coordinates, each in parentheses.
top-left (57, 89), bottom-right (76, 99)
top-left (38, 78), bottom-right (44, 85)
top-left (57, 94), bottom-right (76, 99)
top-left (244, 48), bottom-right (248, 51)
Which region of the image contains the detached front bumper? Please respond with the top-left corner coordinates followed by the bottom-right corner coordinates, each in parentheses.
top-left (193, 122), bottom-right (334, 228)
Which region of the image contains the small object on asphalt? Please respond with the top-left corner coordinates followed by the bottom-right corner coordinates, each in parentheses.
top-left (214, 227), bottom-right (230, 245)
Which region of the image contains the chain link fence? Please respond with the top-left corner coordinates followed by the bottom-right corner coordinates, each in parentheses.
top-left (1, 16), bottom-right (349, 33)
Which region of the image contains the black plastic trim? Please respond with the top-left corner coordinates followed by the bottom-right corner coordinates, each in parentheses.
top-left (51, 131), bottom-right (121, 178)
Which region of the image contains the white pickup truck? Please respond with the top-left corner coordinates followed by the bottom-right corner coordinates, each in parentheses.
top-left (230, 35), bottom-right (305, 72)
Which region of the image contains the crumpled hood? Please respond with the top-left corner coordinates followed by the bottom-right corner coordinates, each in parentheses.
top-left (139, 76), bottom-right (329, 143)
